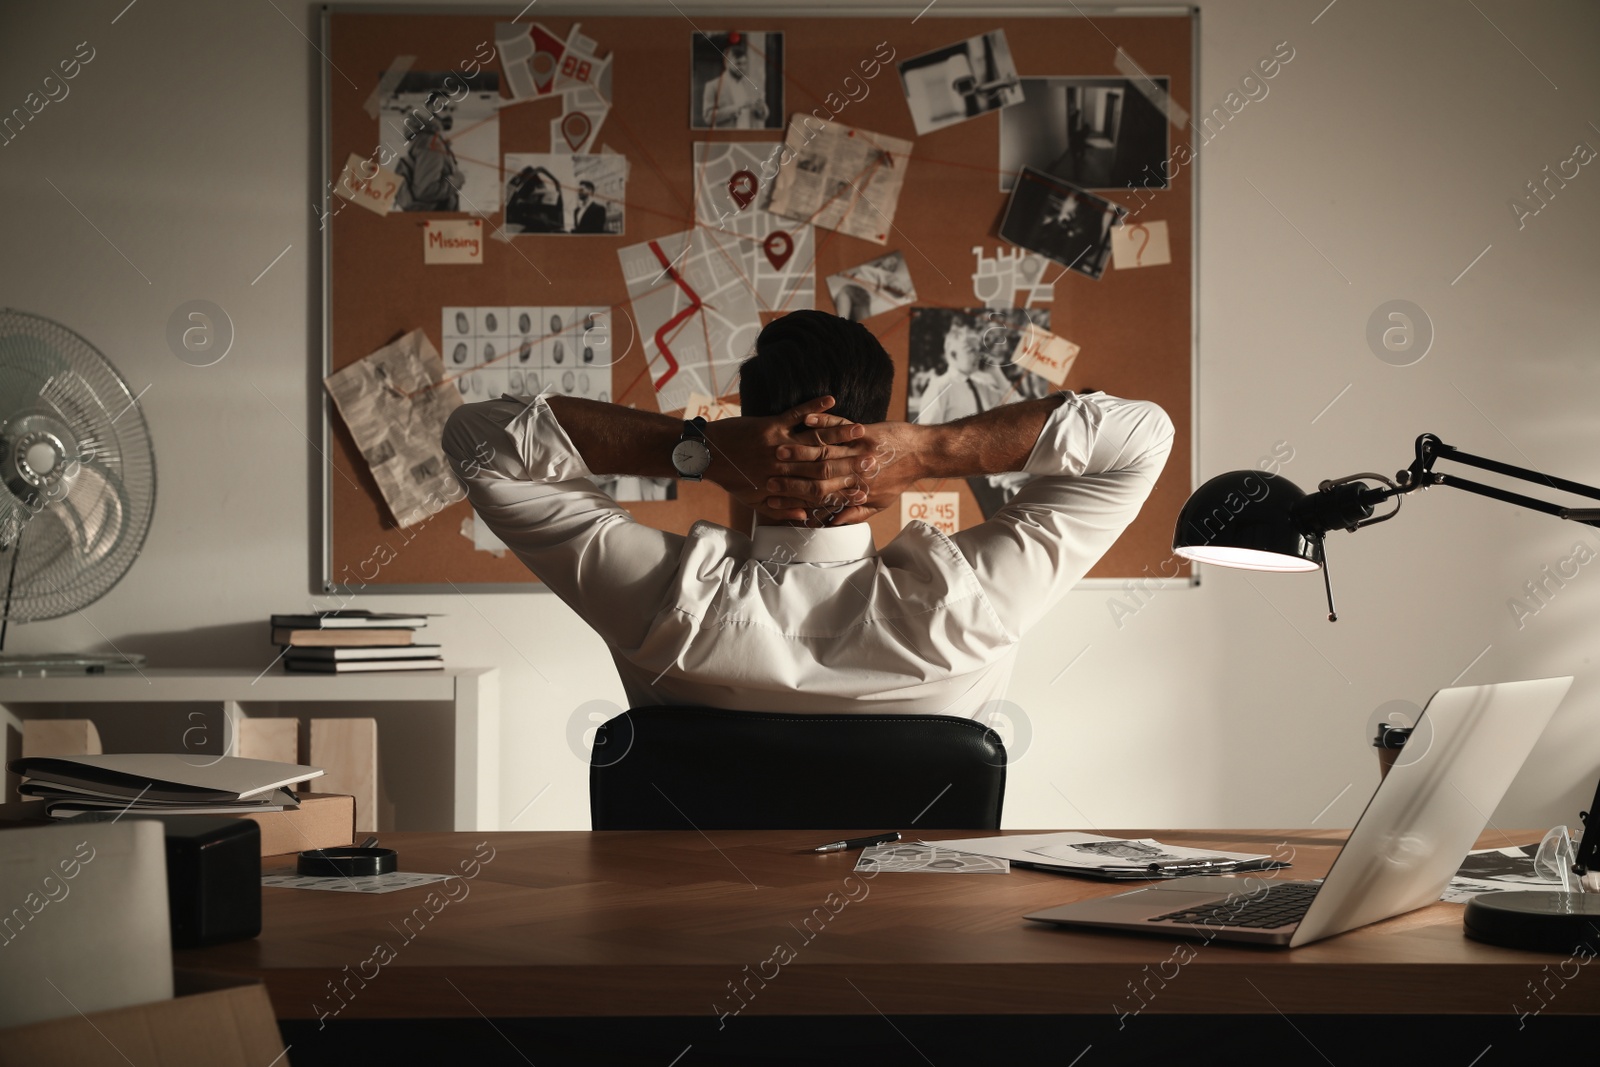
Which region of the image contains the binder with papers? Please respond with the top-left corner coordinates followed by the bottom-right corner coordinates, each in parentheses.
top-left (7, 754), bottom-right (325, 819)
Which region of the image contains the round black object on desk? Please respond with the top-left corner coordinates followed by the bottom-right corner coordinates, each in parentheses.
top-left (297, 846), bottom-right (398, 877)
top-left (1463, 890), bottom-right (1600, 953)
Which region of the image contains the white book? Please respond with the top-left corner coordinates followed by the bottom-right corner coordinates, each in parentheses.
top-left (8, 754), bottom-right (324, 803)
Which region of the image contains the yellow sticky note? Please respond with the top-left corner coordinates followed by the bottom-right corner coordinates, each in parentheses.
top-left (683, 392), bottom-right (741, 421)
top-left (334, 153), bottom-right (401, 215)
top-left (424, 219), bottom-right (484, 265)
top-left (901, 491), bottom-right (959, 535)
top-left (1013, 323), bottom-right (1081, 387)
top-left (1111, 220), bottom-right (1171, 269)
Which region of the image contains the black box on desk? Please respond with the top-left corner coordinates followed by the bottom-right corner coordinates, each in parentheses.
top-left (144, 815), bottom-right (262, 949)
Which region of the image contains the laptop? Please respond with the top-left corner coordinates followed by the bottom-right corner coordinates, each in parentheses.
top-left (1025, 677), bottom-right (1573, 947)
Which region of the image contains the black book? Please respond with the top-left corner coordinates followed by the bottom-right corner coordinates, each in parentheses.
top-left (270, 609), bottom-right (435, 630)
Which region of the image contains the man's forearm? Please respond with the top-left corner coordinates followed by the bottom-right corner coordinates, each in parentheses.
top-left (544, 396), bottom-right (680, 479)
top-left (917, 394), bottom-right (1067, 479)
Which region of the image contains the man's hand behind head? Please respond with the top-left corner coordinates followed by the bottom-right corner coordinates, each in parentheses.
top-left (765, 418), bottom-right (928, 528)
top-left (706, 396), bottom-right (876, 524)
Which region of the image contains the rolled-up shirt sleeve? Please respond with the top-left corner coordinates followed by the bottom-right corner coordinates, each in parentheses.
top-left (440, 394), bottom-right (682, 650)
top-left (952, 391), bottom-right (1175, 638)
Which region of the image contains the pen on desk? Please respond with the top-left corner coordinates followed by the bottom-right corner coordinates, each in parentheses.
top-left (811, 832), bottom-right (901, 853)
top-left (1146, 858), bottom-right (1239, 874)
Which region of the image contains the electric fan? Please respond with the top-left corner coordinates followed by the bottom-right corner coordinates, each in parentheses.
top-left (0, 309), bottom-right (156, 670)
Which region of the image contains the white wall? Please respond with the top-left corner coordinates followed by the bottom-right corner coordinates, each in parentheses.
top-left (3, 0), bottom-right (1597, 832)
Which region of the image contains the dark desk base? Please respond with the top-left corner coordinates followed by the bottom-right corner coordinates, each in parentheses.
top-left (282, 1011), bottom-right (1573, 1066)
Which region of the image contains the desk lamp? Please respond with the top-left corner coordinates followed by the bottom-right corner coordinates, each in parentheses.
top-left (1172, 433), bottom-right (1600, 621)
top-left (1171, 432), bottom-right (1600, 952)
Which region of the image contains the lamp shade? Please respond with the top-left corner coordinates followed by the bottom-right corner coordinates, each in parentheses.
top-left (1172, 471), bottom-right (1323, 571)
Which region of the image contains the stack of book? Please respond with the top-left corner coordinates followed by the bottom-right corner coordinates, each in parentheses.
top-left (8, 754), bottom-right (324, 819)
top-left (272, 609), bottom-right (443, 673)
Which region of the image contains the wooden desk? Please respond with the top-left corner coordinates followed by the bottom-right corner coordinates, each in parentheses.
top-left (176, 828), bottom-right (1599, 1021)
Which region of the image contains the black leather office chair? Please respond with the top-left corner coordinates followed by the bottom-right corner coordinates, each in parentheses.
top-left (589, 706), bottom-right (1006, 831)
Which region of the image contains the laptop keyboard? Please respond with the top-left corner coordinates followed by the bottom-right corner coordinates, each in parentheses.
top-left (1148, 880), bottom-right (1321, 929)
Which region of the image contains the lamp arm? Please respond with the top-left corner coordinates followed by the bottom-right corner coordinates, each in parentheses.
top-left (1387, 434), bottom-right (1600, 527)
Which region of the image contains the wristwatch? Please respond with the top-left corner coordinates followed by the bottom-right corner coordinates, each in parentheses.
top-left (671, 417), bottom-right (712, 481)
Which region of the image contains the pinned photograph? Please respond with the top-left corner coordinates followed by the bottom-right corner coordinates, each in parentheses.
top-left (378, 71), bottom-right (502, 214)
top-left (907, 307), bottom-right (1053, 519)
top-left (999, 167), bottom-right (1125, 280)
top-left (594, 475), bottom-right (678, 503)
top-left (906, 307), bottom-right (1052, 426)
top-left (690, 30), bottom-right (783, 130)
top-left (502, 152), bottom-right (627, 235)
top-left (898, 30), bottom-right (1024, 136)
top-left (998, 77), bottom-right (1171, 192)
top-left (826, 251), bottom-right (917, 322)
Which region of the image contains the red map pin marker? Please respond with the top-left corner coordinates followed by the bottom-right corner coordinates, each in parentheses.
top-left (727, 170), bottom-right (757, 211)
top-left (763, 230), bottom-right (794, 270)
top-left (561, 111), bottom-right (591, 151)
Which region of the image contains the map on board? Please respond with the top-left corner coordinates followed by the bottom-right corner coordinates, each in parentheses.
top-left (617, 228), bottom-right (763, 414)
top-left (692, 141), bottom-right (816, 314)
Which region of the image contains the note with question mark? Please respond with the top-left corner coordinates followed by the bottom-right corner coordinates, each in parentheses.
top-left (335, 152), bottom-right (401, 216)
top-left (1110, 219), bottom-right (1172, 270)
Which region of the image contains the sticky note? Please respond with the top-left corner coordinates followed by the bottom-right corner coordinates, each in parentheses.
top-left (901, 492), bottom-right (959, 535)
top-left (334, 153), bottom-right (400, 215)
top-left (424, 219), bottom-right (484, 265)
top-left (1110, 220), bottom-right (1171, 269)
top-left (1013, 323), bottom-right (1081, 386)
top-left (683, 392), bottom-right (740, 421)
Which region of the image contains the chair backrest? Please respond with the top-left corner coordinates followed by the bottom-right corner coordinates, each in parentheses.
top-left (589, 707), bottom-right (1006, 831)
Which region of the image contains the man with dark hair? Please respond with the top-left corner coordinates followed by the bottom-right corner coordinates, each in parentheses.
top-left (572, 180), bottom-right (606, 233)
top-left (443, 309), bottom-right (1171, 715)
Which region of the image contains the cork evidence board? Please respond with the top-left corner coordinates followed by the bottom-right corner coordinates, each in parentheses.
top-left (319, 5), bottom-right (1195, 592)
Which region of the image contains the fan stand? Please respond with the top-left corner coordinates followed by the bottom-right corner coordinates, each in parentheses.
top-left (0, 526), bottom-right (19, 651)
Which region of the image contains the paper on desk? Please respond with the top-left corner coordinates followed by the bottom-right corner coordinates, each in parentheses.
top-left (933, 832), bottom-right (1277, 872)
top-left (262, 871), bottom-right (456, 894)
top-left (1440, 843), bottom-right (1552, 903)
top-left (855, 842), bottom-right (1008, 874)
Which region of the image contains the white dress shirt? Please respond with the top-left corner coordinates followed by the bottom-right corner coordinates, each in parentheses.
top-left (442, 392), bottom-right (1173, 718)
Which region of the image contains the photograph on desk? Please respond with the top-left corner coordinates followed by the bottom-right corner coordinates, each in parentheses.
top-left (999, 167), bottom-right (1125, 280)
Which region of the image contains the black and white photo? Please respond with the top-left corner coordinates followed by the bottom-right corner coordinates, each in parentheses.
top-left (378, 71), bottom-right (501, 213)
top-left (826, 251), bottom-right (917, 322)
top-left (594, 475), bottom-right (678, 503)
top-left (502, 153), bottom-right (627, 235)
top-left (999, 167), bottom-right (1125, 280)
top-left (906, 307), bottom-right (1052, 518)
top-left (690, 30), bottom-right (783, 130)
top-left (999, 77), bottom-right (1171, 192)
top-left (898, 30), bottom-right (1024, 136)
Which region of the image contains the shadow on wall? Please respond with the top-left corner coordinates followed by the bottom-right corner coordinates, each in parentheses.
top-left (110, 621), bottom-right (272, 669)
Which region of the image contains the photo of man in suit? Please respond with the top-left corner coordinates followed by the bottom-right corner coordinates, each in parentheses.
top-left (572, 180), bottom-right (606, 233)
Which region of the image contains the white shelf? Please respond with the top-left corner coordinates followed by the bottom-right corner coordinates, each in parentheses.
top-left (0, 667), bottom-right (501, 831)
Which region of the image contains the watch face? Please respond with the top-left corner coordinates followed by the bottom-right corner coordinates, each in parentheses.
top-left (672, 438), bottom-right (712, 477)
